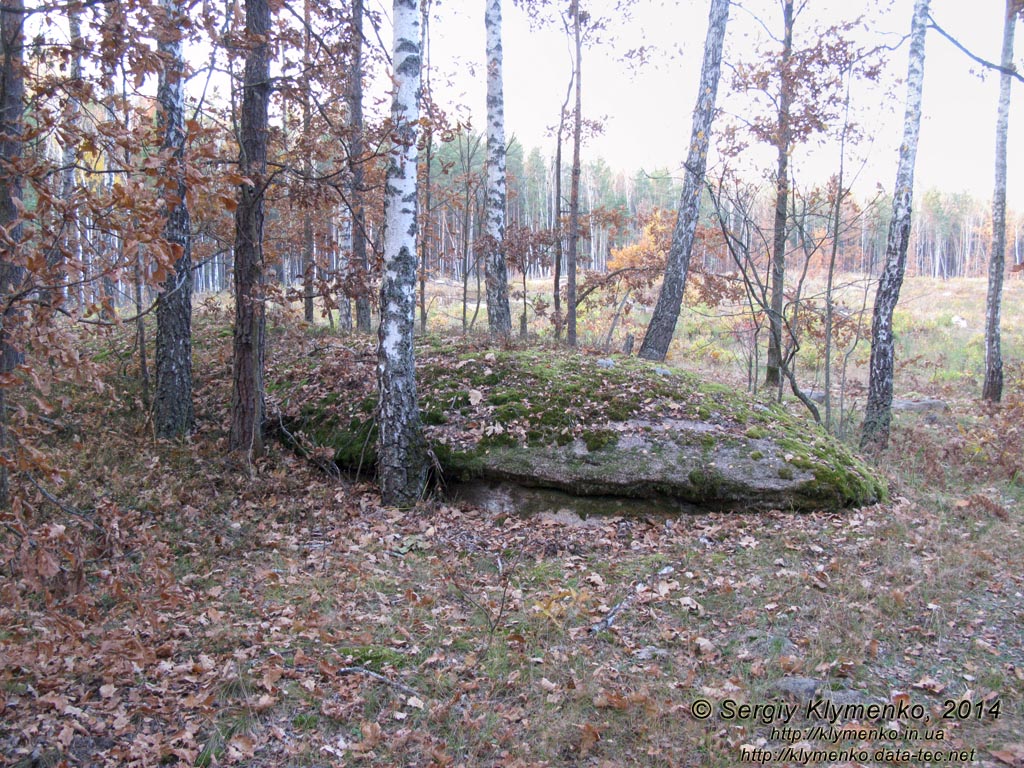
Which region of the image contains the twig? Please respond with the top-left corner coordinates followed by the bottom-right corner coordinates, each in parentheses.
top-left (589, 564), bottom-right (677, 634)
top-left (337, 666), bottom-right (421, 699)
top-left (928, 14), bottom-right (1024, 83)
top-left (24, 473), bottom-right (96, 529)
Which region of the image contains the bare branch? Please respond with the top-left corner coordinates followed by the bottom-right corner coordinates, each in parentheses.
top-left (928, 13), bottom-right (1024, 83)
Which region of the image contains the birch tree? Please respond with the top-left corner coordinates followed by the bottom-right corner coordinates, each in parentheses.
top-left (861, 0), bottom-right (929, 452)
top-left (229, 0), bottom-right (272, 456)
top-left (154, 0), bottom-right (195, 438)
top-left (484, 0), bottom-right (512, 336)
top-left (983, 0), bottom-right (1020, 403)
top-left (638, 0), bottom-right (730, 361)
top-left (377, 0), bottom-right (427, 507)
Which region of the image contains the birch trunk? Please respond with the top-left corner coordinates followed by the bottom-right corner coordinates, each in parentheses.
top-left (229, 0), bottom-right (271, 455)
top-left (377, 0), bottom-right (427, 507)
top-left (982, 0), bottom-right (1017, 402)
top-left (764, 0), bottom-right (793, 388)
top-left (154, 0), bottom-right (195, 438)
top-left (484, 0), bottom-right (511, 336)
top-left (861, 0), bottom-right (929, 452)
top-left (639, 0), bottom-right (730, 361)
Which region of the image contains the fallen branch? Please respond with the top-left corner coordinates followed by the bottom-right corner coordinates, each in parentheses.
top-left (24, 473), bottom-right (96, 529)
top-left (589, 564), bottom-right (677, 634)
top-left (337, 666), bottom-right (421, 699)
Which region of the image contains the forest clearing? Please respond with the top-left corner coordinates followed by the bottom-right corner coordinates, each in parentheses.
top-left (1, 277), bottom-right (1023, 767)
top-left (2, 0), bottom-right (1024, 765)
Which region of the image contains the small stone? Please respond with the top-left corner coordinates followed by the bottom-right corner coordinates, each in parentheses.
top-left (770, 677), bottom-right (821, 703)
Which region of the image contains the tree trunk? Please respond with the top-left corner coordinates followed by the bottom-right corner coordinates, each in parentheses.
top-left (982, 0), bottom-right (1017, 402)
top-left (229, 0), bottom-right (271, 456)
top-left (350, 0), bottom-right (372, 333)
top-left (154, 0), bottom-right (195, 438)
top-left (566, 0), bottom-right (582, 347)
top-left (638, 0), bottom-right (731, 361)
top-left (484, 0), bottom-right (512, 337)
top-left (861, 0), bottom-right (929, 452)
top-left (418, 0), bottom-right (431, 334)
top-left (377, 0), bottom-right (427, 507)
top-left (301, 0), bottom-right (315, 324)
top-left (552, 94), bottom-right (566, 339)
top-left (765, 0), bottom-right (794, 388)
top-left (0, 0), bottom-right (24, 506)
top-left (57, 5), bottom-right (81, 305)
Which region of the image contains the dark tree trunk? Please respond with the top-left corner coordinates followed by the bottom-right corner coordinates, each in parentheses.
top-left (377, 0), bottom-right (427, 507)
top-left (639, 0), bottom-right (730, 361)
top-left (0, 0), bottom-right (24, 506)
top-left (765, 0), bottom-right (794, 388)
top-left (983, 0), bottom-right (1017, 402)
top-left (484, 0), bottom-right (511, 336)
top-left (154, 0), bottom-right (195, 438)
top-left (350, 0), bottom-right (372, 333)
top-left (552, 108), bottom-right (564, 339)
top-left (566, 0), bottom-right (582, 347)
top-left (861, 0), bottom-right (929, 452)
top-left (418, 0), bottom-right (431, 334)
top-left (229, 0), bottom-right (271, 455)
top-left (301, 0), bottom-right (315, 324)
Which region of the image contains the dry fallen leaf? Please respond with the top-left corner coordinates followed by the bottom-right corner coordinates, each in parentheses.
top-left (580, 723), bottom-right (602, 757)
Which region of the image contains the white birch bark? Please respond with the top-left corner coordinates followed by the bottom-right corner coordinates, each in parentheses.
top-left (983, 0), bottom-right (1017, 402)
top-left (484, 0), bottom-right (511, 335)
top-left (377, 0), bottom-right (427, 507)
top-left (861, 0), bottom-right (929, 451)
top-left (638, 0), bottom-right (730, 361)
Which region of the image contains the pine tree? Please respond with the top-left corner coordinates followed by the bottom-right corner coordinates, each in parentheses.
top-left (229, 0), bottom-right (272, 456)
top-left (154, 0), bottom-right (195, 438)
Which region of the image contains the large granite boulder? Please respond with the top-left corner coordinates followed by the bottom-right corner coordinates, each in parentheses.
top-left (274, 343), bottom-right (885, 511)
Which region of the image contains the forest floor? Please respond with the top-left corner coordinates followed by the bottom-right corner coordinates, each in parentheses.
top-left (1, 285), bottom-right (1024, 768)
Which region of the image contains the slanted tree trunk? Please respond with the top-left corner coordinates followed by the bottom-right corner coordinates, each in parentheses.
top-left (983, 0), bottom-right (1018, 402)
top-left (0, 0), bottom-right (25, 506)
top-left (566, 0), bottom-right (582, 347)
top-left (639, 0), bottom-right (731, 361)
top-left (765, 0), bottom-right (794, 388)
top-left (377, 0), bottom-right (427, 507)
top-left (154, 0), bottom-right (195, 438)
top-left (229, 0), bottom-right (271, 456)
top-left (484, 0), bottom-right (511, 337)
top-left (861, 0), bottom-right (929, 452)
top-left (349, 0), bottom-right (372, 333)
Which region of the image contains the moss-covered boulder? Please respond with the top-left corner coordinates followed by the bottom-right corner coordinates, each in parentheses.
top-left (272, 341), bottom-right (885, 511)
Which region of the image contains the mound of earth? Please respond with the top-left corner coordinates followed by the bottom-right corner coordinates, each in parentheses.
top-left (271, 340), bottom-right (885, 511)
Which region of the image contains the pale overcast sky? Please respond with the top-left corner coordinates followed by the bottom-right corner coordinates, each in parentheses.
top-left (418, 0), bottom-right (1024, 207)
